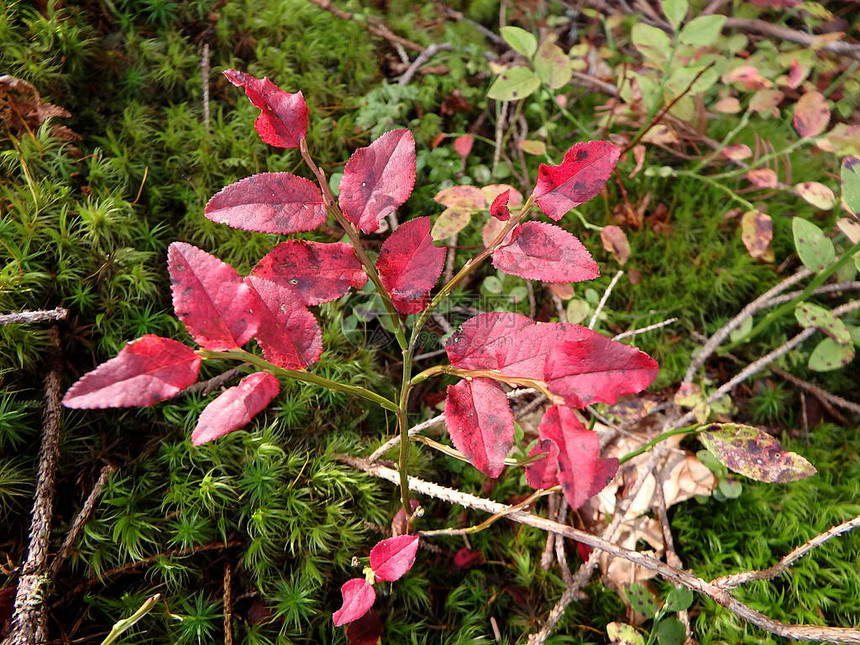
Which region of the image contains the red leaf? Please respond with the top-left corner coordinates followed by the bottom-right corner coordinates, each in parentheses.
top-left (444, 378), bottom-right (514, 478)
top-left (191, 372), bottom-right (280, 446)
top-left (453, 134), bottom-right (474, 161)
top-left (369, 535), bottom-right (420, 581)
top-left (793, 91), bottom-right (830, 139)
top-left (537, 406), bottom-right (618, 508)
top-left (339, 129), bottom-right (416, 233)
top-left (205, 173), bottom-right (325, 235)
top-left (251, 241), bottom-right (367, 306)
top-left (545, 336), bottom-right (659, 407)
top-left (489, 190), bottom-right (511, 221)
top-left (446, 314), bottom-right (658, 408)
top-left (376, 216), bottom-right (446, 315)
top-left (346, 610), bottom-right (383, 645)
top-left (63, 336), bottom-right (201, 409)
top-left (245, 276), bottom-right (322, 370)
top-left (532, 141), bottom-right (621, 220)
top-left (333, 578), bottom-right (376, 627)
top-left (492, 221), bottom-right (599, 283)
top-left (525, 438), bottom-right (560, 489)
top-left (168, 242), bottom-right (259, 351)
top-left (446, 312), bottom-right (532, 370)
top-left (223, 69), bottom-right (308, 148)
top-left (452, 548), bottom-right (484, 569)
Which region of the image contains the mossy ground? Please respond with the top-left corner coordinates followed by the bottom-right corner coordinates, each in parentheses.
top-left (1, 1), bottom-right (857, 644)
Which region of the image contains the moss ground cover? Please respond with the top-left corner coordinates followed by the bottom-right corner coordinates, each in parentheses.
top-left (1, 1), bottom-right (858, 643)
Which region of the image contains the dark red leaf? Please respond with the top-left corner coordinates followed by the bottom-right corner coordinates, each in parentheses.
top-left (251, 241), bottom-right (367, 306)
top-left (339, 129), bottom-right (416, 233)
top-left (369, 535), bottom-right (420, 581)
top-left (545, 336), bottom-right (659, 407)
top-left (525, 438), bottom-right (560, 489)
top-left (452, 548), bottom-right (484, 569)
top-left (223, 69), bottom-right (308, 148)
top-left (532, 141), bottom-right (621, 220)
top-left (489, 190), bottom-right (511, 221)
top-left (444, 378), bottom-right (514, 478)
top-left (391, 500), bottom-right (420, 536)
top-left (205, 172), bottom-right (325, 234)
top-left (492, 221), bottom-right (599, 283)
top-left (191, 372), bottom-right (280, 446)
top-left (245, 276), bottom-right (322, 370)
top-left (346, 610), bottom-right (383, 645)
top-left (537, 406), bottom-right (618, 508)
top-left (447, 314), bottom-right (658, 408)
top-left (376, 216), bottom-right (446, 315)
top-left (333, 578), bottom-right (376, 627)
top-left (63, 336), bottom-right (201, 409)
top-left (168, 242), bottom-right (259, 351)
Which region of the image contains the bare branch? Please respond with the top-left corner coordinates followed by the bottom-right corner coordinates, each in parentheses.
top-left (589, 270), bottom-right (623, 330)
top-left (340, 454), bottom-right (860, 644)
top-left (0, 308), bottom-right (68, 326)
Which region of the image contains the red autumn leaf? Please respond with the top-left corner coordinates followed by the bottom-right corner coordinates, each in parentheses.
top-left (333, 578), bottom-right (376, 627)
top-left (168, 243), bottom-right (259, 351)
top-left (533, 141), bottom-right (621, 220)
top-left (63, 335), bottom-right (201, 409)
top-left (245, 276), bottom-right (323, 370)
top-left (191, 372), bottom-right (280, 446)
top-left (545, 336), bottom-right (659, 407)
top-left (205, 172), bottom-right (326, 234)
top-left (446, 314), bottom-right (658, 407)
top-left (346, 610), bottom-right (383, 645)
top-left (251, 241), bottom-right (367, 306)
top-left (444, 378), bottom-right (515, 478)
top-left (376, 216), bottom-right (446, 314)
top-left (491, 221), bottom-right (599, 283)
top-left (525, 438), bottom-right (560, 489)
top-left (453, 134), bottom-right (474, 162)
top-left (452, 547), bottom-right (484, 569)
top-left (536, 406), bottom-right (618, 508)
top-left (223, 69), bottom-right (308, 148)
top-left (445, 312), bottom-right (533, 371)
top-left (339, 129), bottom-right (416, 233)
top-left (793, 91), bottom-right (830, 138)
top-left (369, 535), bottom-right (420, 582)
top-left (489, 190), bottom-right (511, 221)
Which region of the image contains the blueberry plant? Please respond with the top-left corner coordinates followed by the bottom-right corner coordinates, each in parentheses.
top-left (61, 69), bottom-right (666, 626)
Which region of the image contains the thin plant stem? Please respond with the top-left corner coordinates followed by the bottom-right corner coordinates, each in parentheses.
top-left (618, 424), bottom-right (700, 464)
top-left (676, 170), bottom-right (755, 210)
top-left (199, 349), bottom-right (398, 412)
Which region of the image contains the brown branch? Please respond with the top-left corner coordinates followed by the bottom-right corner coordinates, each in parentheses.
top-left (713, 515), bottom-right (860, 590)
top-left (4, 328), bottom-right (63, 645)
top-left (223, 563), bottom-right (233, 645)
top-left (723, 18), bottom-right (860, 59)
top-left (397, 43), bottom-right (452, 86)
top-left (178, 366), bottom-right (248, 397)
top-left (340, 454), bottom-right (860, 643)
top-left (0, 308), bottom-right (68, 326)
top-left (49, 464), bottom-right (116, 578)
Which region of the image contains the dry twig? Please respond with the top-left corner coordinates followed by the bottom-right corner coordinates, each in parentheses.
top-left (0, 308), bottom-right (68, 326)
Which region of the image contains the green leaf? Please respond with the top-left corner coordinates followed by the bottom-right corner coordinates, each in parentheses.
top-left (794, 303), bottom-right (851, 344)
top-left (607, 622), bottom-right (645, 645)
top-left (624, 583), bottom-right (657, 619)
top-left (808, 336), bottom-right (855, 372)
top-left (678, 15), bottom-right (726, 47)
top-left (656, 617), bottom-right (687, 645)
top-left (482, 275), bottom-right (503, 294)
top-left (700, 423), bottom-right (817, 483)
top-left (664, 587), bottom-right (693, 612)
top-left (848, 325), bottom-right (860, 347)
top-left (661, 0), bottom-right (688, 29)
top-left (719, 478), bottom-right (743, 499)
top-left (565, 299), bottom-right (590, 324)
top-left (632, 23), bottom-right (672, 63)
top-left (533, 40), bottom-right (573, 89)
top-left (841, 156), bottom-right (860, 218)
top-left (487, 67), bottom-right (541, 101)
top-left (500, 26), bottom-right (537, 58)
top-left (729, 315), bottom-right (753, 343)
top-left (792, 217), bottom-right (835, 272)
